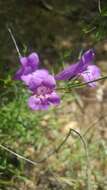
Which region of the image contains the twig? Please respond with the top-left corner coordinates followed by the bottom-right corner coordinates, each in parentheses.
top-left (40, 0), bottom-right (53, 11)
top-left (0, 130), bottom-right (86, 166)
top-left (8, 28), bottom-right (21, 58)
top-left (55, 129), bottom-right (71, 153)
top-left (40, 0), bottom-right (68, 17)
top-left (70, 129), bottom-right (91, 190)
top-left (70, 75), bottom-right (107, 88)
top-left (0, 136), bottom-right (71, 166)
top-left (98, 0), bottom-right (101, 14)
top-left (56, 75), bottom-right (107, 92)
top-left (0, 144), bottom-right (38, 166)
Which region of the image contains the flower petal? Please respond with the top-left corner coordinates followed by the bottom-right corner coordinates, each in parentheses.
top-left (28, 96), bottom-right (49, 110)
top-left (21, 73), bottom-right (42, 90)
top-left (21, 74), bottom-right (33, 85)
top-left (14, 52), bottom-right (40, 81)
top-left (32, 69), bottom-right (49, 79)
top-left (81, 65), bottom-right (101, 87)
top-left (43, 74), bottom-right (56, 88)
top-left (28, 52), bottom-right (39, 69)
top-left (55, 49), bottom-right (95, 81)
top-left (21, 69), bottom-right (56, 91)
top-left (55, 62), bottom-right (80, 80)
top-left (20, 57), bottom-right (28, 66)
top-left (14, 67), bottom-right (24, 80)
top-left (47, 92), bottom-right (60, 105)
top-left (81, 49), bottom-right (95, 65)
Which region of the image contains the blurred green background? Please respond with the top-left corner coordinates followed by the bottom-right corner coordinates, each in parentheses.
top-left (0, 1), bottom-right (107, 189)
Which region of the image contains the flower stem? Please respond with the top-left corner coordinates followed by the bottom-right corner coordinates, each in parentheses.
top-left (56, 75), bottom-right (107, 92)
top-left (8, 28), bottom-right (21, 58)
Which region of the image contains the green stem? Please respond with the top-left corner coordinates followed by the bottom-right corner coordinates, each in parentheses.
top-left (57, 75), bottom-right (107, 92)
top-left (71, 75), bottom-right (107, 88)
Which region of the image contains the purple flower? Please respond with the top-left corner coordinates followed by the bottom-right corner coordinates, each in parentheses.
top-left (14, 52), bottom-right (39, 80)
top-left (21, 70), bottom-right (60, 110)
top-left (55, 49), bottom-right (101, 87)
top-left (81, 65), bottom-right (101, 87)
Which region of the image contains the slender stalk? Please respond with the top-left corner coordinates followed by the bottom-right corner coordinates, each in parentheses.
top-left (0, 144), bottom-right (38, 166)
top-left (71, 75), bottom-right (107, 88)
top-left (8, 28), bottom-right (21, 58)
top-left (56, 75), bottom-right (107, 92)
top-left (98, 0), bottom-right (101, 13)
top-left (70, 129), bottom-right (91, 190)
top-left (55, 129), bottom-right (71, 153)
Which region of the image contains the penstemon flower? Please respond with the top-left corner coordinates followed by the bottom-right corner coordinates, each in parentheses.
top-left (8, 28), bottom-right (40, 81)
top-left (21, 70), bottom-right (60, 110)
top-left (14, 52), bottom-right (39, 80)
top-left (55, 49), bottom-right (101, 87)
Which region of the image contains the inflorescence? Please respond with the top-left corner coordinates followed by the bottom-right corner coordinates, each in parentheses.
top-left (8, 28), bottom-right (101, 111)
top-left (14, 49), bottom-right (101, 110)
